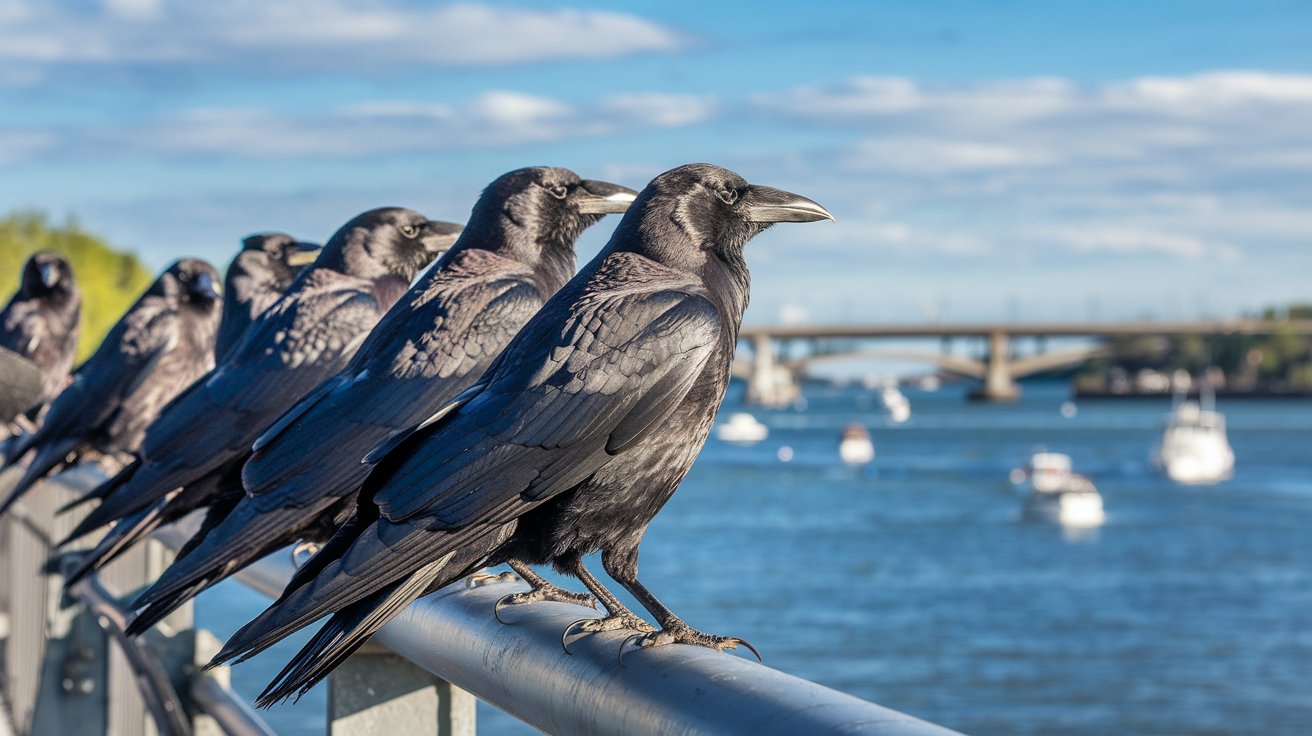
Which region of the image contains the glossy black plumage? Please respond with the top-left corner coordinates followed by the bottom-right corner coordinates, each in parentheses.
top-left (209, 163), bottom-right (833, 704)
top-left (216, 233), bottom-right (321, 363)
top-left (61, 209), bottom-right (461, 576)
top-left (0, 259), bottom-right (221, 514)
top-left (126, 168), bottom-right (635, 633)
top-left (0, 252), bottom-right (81, 407)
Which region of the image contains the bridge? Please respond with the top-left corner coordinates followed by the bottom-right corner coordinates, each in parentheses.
top-left (735, 320), bottom-right (1312, 405)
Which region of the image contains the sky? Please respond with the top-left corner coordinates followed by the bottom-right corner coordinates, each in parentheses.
top-left (1, 0), bottom-right (1310, 325)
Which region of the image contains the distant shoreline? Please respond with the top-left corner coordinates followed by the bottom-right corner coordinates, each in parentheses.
top-left (1073, 388), bottom-right (1312, 400)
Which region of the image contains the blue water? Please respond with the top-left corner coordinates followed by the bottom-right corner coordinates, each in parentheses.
top-left (198, 382), bottom-right (1312, 735)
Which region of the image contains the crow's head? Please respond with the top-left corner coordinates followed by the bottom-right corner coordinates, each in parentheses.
top-left (617, 163), bottom-right (832, 272)
top-left (238, 233), bottom-right (322, 287)
top-left (159, 258), bottom-right (223, 308)
top-left (21, 252), bottom-right (76, 299)
top-left (324, 208), bottom-right (463, 284)
top-left (467, 166), bottom-right (636, 263)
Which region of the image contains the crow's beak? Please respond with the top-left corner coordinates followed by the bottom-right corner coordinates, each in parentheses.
top-left (286, 241), bottom-right (322, 267)
top-left (192, 271), bottom-right (222, 301)
top-left (420, 220), bottom-right (464, 253)
top-left (576, 180), bottom-right (638, 215)
top-left (741, 185), bottom-right (834, 224)
top-left (38, 262), bottom-right (59, 288)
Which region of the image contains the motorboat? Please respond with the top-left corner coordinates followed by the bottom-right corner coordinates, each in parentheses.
top-left (1154, 400), bottom-right (1234, 484)
top-left (880, 384), bottom-right (911, 424)
top-left (715, 412), bottom-right (768, 443)
top-left (838, 423), bottom-right (875, 465)
top-left (1016, 451), bottom-right (1105, 527)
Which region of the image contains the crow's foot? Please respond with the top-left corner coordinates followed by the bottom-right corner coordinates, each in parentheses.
top-left (290, 541), bottom-right (320, 568)
top-left (618, 624), bottom-right (762, 665)
top-left (494, 584), bottom-right (596, 624)
top-left (561, 614), bottom-right (654, 653)
top-left (465, 570), bottom-right (519, 588)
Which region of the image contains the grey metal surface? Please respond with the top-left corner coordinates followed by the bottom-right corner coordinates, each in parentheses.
top-left (378, 582), bottom-right (962, 736)
top-left (60, 468), bottom-right (961, 736)
top-left (191, 675), bottom-right (277, 736)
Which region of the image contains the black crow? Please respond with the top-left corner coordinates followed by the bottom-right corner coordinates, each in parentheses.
top-left (0, 259), bottom-right (222, 515)
top-left (61, 209), bottom-right (461, 579)
top-left (127, 168), bottom-right (635, 634)
top-left (210, 163), bottom-right (832, 704)
top-left (216, 233), bottom-right (321, 363)
top-left (1, 252), bottom-right (81, 408)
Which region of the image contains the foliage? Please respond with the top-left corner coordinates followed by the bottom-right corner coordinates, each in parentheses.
top-left (0, 211), bottom-right (155, 360)
top-left (1076, 304), bottom-right (1312, 391)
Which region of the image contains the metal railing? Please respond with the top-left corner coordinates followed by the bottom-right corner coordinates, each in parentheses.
top-left (1, 465), bottom-right (963, 736)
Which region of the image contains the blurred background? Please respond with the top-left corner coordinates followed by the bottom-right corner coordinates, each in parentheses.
top-left (2, 1), bottom-right (1309, 734)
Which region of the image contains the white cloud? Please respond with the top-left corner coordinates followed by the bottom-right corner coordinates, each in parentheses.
top-left (0, 130), bottom-right (56, 165)
top-left (597, 94), bottom-right (717, 128)
top-left (845, 138), bottom-right (1054, 174)
top-left (1041, 227), bottom-right (1240, 261)
top-left (755, 71), bottom-right (1312, 179)
top-left (0, 1), bottom-right (686, 78)
top-left (51, 90), bottom-right (714, 159)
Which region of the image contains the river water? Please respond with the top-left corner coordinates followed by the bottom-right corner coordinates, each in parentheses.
top-left (198, 381), bottom-right (1312, 735)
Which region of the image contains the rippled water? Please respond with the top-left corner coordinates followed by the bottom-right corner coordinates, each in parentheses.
top-left (199, 381), bottom-right (1312, 735)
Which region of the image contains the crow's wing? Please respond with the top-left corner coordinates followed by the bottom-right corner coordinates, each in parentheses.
top-left (371, 258), bottom-right (722, 527)
top-left (139, 282), bottom-right (383, 465)
top-left (242, 257), bottom-right (546, 510)
top-left (16, 297), bottom-right (178, 452)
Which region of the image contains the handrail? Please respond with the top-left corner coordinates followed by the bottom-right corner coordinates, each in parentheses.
top-left (190, 675), bottom-right (277, 736)
top-left (57, 467), bottom-right (963, 735)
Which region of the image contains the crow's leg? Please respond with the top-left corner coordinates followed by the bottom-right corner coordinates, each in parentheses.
top-left (557, 553), bottom-right (654, 651)
top-left (494, 559), bottom-right (596, 622)
top-left (602, 545), bottom-right (760, 661)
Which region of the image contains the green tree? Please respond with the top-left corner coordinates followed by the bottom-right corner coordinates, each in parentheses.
top-left (0, 211), bottom-right (154, 360)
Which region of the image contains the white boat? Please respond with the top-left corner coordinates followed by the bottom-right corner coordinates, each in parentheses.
top-left (1154, 401), bottom-right (1234, 484)
top-left (1016, 452), bottom-right (1106, 527)
top-left (839, 423), bottom-right (875, 465)
top-left (880, 385), bottom-right (911, 424)
top-left (715, 412), bottom-right (768, 443)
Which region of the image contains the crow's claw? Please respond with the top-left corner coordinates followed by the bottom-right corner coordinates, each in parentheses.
top-left (560, 614), bottom-right (654, 655)
top-left (621, 625), bottom-right (763, 662)
top-left (493, 584), bottom-right (597, 625)
top-left (465, 570), bottom-right (519, 589)
top-left (290, 541), bottom-right (320, 568)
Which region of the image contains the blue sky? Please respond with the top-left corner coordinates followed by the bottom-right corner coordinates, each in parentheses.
top-left (2, 0), bottom-right (1310, 324)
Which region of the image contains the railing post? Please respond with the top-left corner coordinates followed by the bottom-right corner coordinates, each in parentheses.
top-left (329, 641), bottom-right (476, 736)
top-left (1, 466), bottom-right (109, 736)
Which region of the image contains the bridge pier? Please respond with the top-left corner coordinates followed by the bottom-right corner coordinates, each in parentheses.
top-left (970, 330), bottom-right (1020, 402)
top-left (745, 334), bottom-right (800, 408)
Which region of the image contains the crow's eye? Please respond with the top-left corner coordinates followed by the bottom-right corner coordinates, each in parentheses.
top-left (548, 184), bottom-right (569, 200)
top-left (716, 188), bottom-right (738, 206)
top-left (400, 223), bottom-right (419, 238)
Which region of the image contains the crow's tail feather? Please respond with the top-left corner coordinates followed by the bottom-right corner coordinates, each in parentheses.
top-left (62, 504), bottom-right (166, 587)
top-left (256, 560), bottom-right (450, 706)
top-left (0, 437), bottom-right (78, 516)
top-left (128, 501), bottom-right (316, 633)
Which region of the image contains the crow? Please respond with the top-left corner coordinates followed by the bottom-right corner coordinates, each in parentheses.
top-left (216, 233), bottom-right (321, 363)
top-left (0, 259), bottom-right (222, 515)
top-left (1, 252), bottom-right (81, 408)
top-left (209, 163), bottom-right (833, 704)
top-left (61, 209), bottom-right (461, 581)
top-left (126, 168), bottom-right (636, 634)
